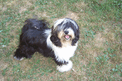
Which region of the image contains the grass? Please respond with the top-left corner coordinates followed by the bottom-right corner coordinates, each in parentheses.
top-left (0, 0), bottom-right (122, 80)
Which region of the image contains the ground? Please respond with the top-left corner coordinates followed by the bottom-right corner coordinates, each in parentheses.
top-left (0, 0), bottom-right (122, 81)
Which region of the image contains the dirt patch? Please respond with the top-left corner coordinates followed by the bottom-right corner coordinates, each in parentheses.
top-left (6, 1), bottom-right (17, 6)
top-left (65, 11), bottom-right (79, 20)
top-left (19, 7), bottom-right (27, 13)
top-left (51, 11), bottom-right (80, 25)
top-left (35, 11), bottom-right (50, 18)
top-left (19, 1), bottom-right (33, 13)
top-left (74, 1), bottom-right (87, 12)
top-left (94, 33), bottom-right (105, 48)
top-left (85, 44), bottom-right (98, 58)
top-left (0, 60), bottom-right (9, 71)
top-left (104, 28), bottom-right (116, 42)
top-left (1, 6), bottom-right (7, 12)
top-left (83, 32), bottom-right (106, 59)
top-left (0, 73), bottom-right (4, 81)
top-left (0, 60), bottom-right (9, 81)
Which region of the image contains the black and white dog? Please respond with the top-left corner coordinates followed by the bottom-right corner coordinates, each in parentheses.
top-left (14, 18), bottom-right (79, 72)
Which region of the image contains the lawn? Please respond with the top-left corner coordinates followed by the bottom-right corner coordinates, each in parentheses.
top-left (0, 0), bottom-right (122, 81)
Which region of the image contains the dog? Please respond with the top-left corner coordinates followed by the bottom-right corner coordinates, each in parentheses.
top-left (14, 18), bottom-right (79, 72)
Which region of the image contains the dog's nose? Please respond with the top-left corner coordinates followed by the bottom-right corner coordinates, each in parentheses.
top-left (64, 31), bottom-right (69, 34)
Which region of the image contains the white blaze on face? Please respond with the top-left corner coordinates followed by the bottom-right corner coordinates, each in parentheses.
top-left (54, 19), bottom-right (64, 29)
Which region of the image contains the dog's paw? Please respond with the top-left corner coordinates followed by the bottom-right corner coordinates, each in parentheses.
top-left (57, 60), bottom-right (73, 72)
top-left (14, 56), bottom-right (24, 61)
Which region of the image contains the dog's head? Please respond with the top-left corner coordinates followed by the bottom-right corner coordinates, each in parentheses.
top-left (50, 18), bottom-right (79, 47)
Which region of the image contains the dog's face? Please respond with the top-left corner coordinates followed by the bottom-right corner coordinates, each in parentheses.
top-left (50, 18), bottom-right (79, 47)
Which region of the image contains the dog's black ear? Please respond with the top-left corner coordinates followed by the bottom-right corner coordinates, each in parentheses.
top-left (72, 36), bottom-right (79, 46)
top-left (72, 29), bottom-right (79, 46)
top-left (51, 26), bottom-right (54, 34)
top-left (50, 35), bottom-right (62, 47)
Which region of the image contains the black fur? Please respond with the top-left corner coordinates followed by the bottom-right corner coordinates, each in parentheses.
top-left (51, 18), bottom-right (79, 46)
top-left (72, 28), bottom-right (79, 46)
top-left (54, 59), bottom-right (68, 66)
top-left (14, 19), bottom-right (67, 66)
top-left (14, 18), bottom-right (79, 68)
top-left (63, 18), bottom-right (79, 46)
top-left (14, 19), bottom-right (54, 59)
top-left (50, 35), bottom-right (62, 47)
top-left (50, 26), bottom-right (62, 47)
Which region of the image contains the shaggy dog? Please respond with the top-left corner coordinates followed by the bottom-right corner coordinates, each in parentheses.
top-left (14, 18), bottom-right (79, 72)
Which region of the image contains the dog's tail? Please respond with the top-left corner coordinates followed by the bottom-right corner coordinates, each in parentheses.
top-left (22, 19), bottom-right (49, 33)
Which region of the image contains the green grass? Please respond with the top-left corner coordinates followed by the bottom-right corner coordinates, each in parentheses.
top-left (0, 0), bottom-right (122, 81)
top-left (84, 0), bottom-right (122, 21)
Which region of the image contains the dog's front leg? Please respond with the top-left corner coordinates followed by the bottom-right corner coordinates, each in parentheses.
top-left (54, 59), bottom-right (73, 72)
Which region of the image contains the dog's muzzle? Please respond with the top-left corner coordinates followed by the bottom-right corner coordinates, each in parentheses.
top-left (64, 35), bottom-right (71, 40)
top-left (64, 30), bottom-right (71, 40)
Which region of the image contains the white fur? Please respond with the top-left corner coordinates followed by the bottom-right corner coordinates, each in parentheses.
top-left (47, 34), bottom-right (78, 62)
top-left (44, 29), bottom-right (51, 37)
top-left (46, 34), bottom-right (53, 49)
top-left (52, 43), bottom-right (77, 62)
top-left (54, 18), bottom-right (79, 29)
top-left (14, 56), bottom-right (24, 61)
top-left (64, 28), bottom-right (74, 36)
top-left (57, 60), bottom-right (73, 72)
top-left (46, 18), bottom-right (79, 72)
top-left (54, 18), bottom-right (64, 29)
top-left (46, 29), bottom-right (78, 72)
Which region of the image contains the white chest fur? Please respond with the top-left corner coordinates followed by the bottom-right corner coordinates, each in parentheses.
top-left (47, 35), bottom-right (78, 62)
top-left (52, 43), bottom-right (78, 62)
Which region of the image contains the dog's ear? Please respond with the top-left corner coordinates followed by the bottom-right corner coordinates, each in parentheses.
top-left (51, 26), bottom-right (54, 34)
top-left (50, 35), bottom-right (62, 47)
top-left (72, 29), bottom-right (79, 46)
top-left (72, 35), bottom-right (79, 46)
